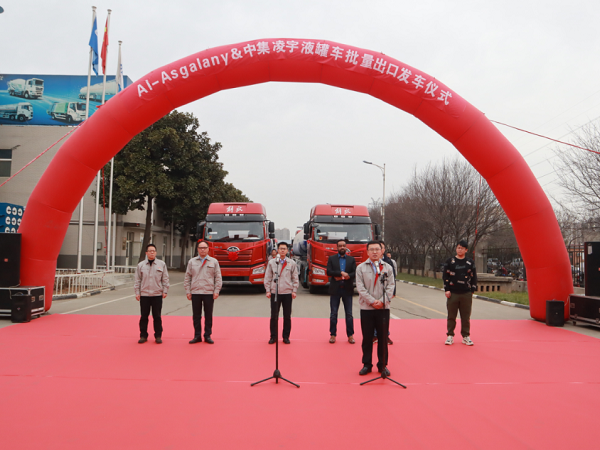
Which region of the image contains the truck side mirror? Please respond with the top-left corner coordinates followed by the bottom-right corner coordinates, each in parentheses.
top-left (303, 222), bottom-right (309, 240)
top-left (374, 224), bottom-right (381, 240)
top-left (196, 221), bottom-right (205, 238)
top-left (268, 221), bottom-right (275, 239)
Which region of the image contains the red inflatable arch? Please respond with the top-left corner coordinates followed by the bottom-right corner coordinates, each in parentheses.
top-left (19, 39), bottom-right (572, 320)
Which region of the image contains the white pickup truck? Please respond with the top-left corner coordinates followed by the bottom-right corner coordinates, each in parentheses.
top-left (8, 78), bottom-right (44, 99)
top-left (0, 102), bottom-right (33, 122)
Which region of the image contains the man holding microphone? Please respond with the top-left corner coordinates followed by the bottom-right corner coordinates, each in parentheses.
top-left (264, 242), bottom-right (299, 344)
top-left (356, 240), bottom-right (395, 376)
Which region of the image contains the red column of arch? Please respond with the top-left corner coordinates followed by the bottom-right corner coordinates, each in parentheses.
top-left (18, 39), bottom-right (572, 319)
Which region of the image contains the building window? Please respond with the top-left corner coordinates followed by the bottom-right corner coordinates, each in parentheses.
top-left (0, 149), bottom-right (12, 177)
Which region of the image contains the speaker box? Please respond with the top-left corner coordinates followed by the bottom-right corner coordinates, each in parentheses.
top-left (546, 300), bottom-right (565, 327)
top-left (0, 233), bottom-right (21, 287)
top-left (11, 292), bottom-right (32, 323)
top-left (584, 242), bottom-right (600, 297)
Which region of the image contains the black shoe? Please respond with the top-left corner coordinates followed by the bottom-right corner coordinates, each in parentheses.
top-left (268, 338), bottom-right (276, 344)
top-left (204, 337), bottom-right (214, 344)
top-left (378, 367), bottom-right (391, 377)
top-left (189, 337), bottom-right (202, 344)
top-left (155, 337), bottom-right (162, 344)
top-left (138, 337), bottom-right (147, 344)
top-left (359, 366), bottom-right (372, 376)
top-left (283, 338), bottom-right (291, 344)
top-left (387, 337), bottom-right (394, 345)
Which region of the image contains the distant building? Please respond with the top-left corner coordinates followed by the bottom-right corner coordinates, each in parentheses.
top-left (275, 228), bottom-right (290, 241)
top-left (0, 74), bottom-right (193, 269)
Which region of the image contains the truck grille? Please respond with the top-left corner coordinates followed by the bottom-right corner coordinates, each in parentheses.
top-left (214, 250), bottom-right (254, 263)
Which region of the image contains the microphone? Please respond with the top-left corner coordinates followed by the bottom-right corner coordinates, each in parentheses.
top-left (375, 260), bottom-right (381, 274)
top-left (276, 254), bottom-right (281, 264)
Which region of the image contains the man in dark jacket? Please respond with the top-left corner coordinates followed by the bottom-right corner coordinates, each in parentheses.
top-left (443, 240), bottom-right (478, 346)
top-left (326, 239), bottom-right (357, 344)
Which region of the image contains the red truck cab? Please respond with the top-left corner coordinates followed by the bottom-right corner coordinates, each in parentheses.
top-left (294, 204), bottom-right (381, 293)
top-left (197, 203), bottom-right (275, 286)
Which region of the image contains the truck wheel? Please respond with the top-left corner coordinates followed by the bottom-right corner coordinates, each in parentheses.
top-left (9, 115), bottom-right (15, 120)
top-left (66, 116), bottom-right (73, 123)
top-left (51, 113), bottom-right (56, 119)
top-left (24, 92), bottom-right (30, 99)
top-left (17, 115), bottom-right (25, 122)
top-left (309, 283), bottom-right (319, 294)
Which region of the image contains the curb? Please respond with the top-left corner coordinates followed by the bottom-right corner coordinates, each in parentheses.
top-left (53, 286), bottom-right (115, 300)
top-left (397, 279), bottom-right (530, 310)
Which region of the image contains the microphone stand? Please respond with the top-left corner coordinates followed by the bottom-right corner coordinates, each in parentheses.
top-left (361, 271), bottom-right (406, 388)
top-left (252, 257), bottom-right (299, 388)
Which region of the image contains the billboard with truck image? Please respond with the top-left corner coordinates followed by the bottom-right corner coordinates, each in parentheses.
top-left (0, 74), bottom-right (132, 126)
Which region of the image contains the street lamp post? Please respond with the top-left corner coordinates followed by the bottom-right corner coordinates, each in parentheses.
top-left (363, 161), bottom-right (385, 241)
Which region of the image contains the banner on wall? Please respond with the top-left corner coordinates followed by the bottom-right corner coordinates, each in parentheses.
top-left (0, 74), bottom-right (132, 126)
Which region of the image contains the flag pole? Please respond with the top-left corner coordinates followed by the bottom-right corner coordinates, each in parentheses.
top-left (78, 5), bottom-right (97, 273)
top-left (93, 9), bottom-right (111, 271)
top-left (107, 40), bottom-right (122, 269)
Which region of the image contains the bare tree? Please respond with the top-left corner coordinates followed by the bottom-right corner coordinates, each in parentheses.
top-left (383, 157), bottom-right (506, 274)
top-left (553, 122), bottom-right (600, 219)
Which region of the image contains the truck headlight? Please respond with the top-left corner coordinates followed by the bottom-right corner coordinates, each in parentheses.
top-left (312, 267), bottom-right (326, 276)
top-left (252, 266), bottom-right (266, 275)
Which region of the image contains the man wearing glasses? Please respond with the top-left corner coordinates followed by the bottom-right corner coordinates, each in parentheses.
top-left (185, 241), bottom-right (222, 344)
top-left (134, 243), bottom-right (170, 344)
top-left (356, 240), bottom-right (395, 376)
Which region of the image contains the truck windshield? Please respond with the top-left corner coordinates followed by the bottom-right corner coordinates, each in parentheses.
top-left (314, 223), bottom-right (372, 243)
top-left (205, 222), bottom-right (264, 242)
top-left (34, 79), bottom-right (43, 86)
top-left (76, 104), bottom-right (86, 111)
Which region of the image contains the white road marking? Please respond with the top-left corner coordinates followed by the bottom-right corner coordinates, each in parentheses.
top-left (62, 282), bottom-right (184, 314)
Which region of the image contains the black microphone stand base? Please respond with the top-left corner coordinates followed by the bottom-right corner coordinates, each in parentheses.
top-left (251, 369), bottom-right (300, 388)
top-left (360, 369), bottom-right (407, 388)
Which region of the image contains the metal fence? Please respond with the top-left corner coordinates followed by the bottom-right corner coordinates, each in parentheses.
top-left (567, 244), bottom-right (585, 287)
top-left (53, 268), bottom-right (136, 297)
top-left (482, 247), bottom-right (525, 280)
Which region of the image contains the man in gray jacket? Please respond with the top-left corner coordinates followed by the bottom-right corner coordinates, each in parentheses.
top-left (185, 241), bottom-right (222, 344)
top-left (356, 240), bottom-right (395, 376)
top-left (134, 243), bottom-right (170, 344)
top-left (264, 242), bottom-right (299, 344)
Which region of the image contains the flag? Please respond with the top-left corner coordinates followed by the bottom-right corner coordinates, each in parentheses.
top-left (116, 43), bottom-right (124, 92)
top-left (89, 15), bottom-right (99, 75)
top-left (100, 18), bottom-right (109, 75)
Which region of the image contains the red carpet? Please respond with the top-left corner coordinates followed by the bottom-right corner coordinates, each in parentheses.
top-left (1, 315), bottom-right (599, 449)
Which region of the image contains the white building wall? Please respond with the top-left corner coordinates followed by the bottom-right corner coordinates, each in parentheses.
top-left (0, 124), bottom-right (185, 270)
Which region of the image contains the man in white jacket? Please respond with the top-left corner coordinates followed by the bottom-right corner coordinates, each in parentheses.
top-left (356, 240), bottom-right (395, 376)
top-left (185, 241), bottom-right (222, 344)
top-left (134, 243), bottom-right (170, 344)
top-left (264, 242), bottom-right (299, 344)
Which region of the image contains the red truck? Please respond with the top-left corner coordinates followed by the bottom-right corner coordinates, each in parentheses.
top-left (293, 204), bottom-right (381, 294)
top-left (196, 203), bottom-right (275, 287)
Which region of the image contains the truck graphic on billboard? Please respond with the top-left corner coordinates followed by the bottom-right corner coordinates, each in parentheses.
top-left (0, 74), bottom-right (132, 126)
top-left (0, 102), bottom-right (33, 122)
top-left (47, 102), bottom-right (86, 123)
top-left (8, 78), bottom-right (44, 99)
top-left (79, 79), bottom-right (117, 102)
